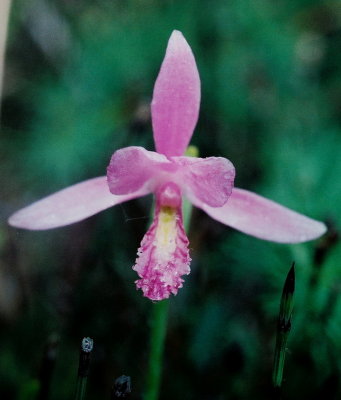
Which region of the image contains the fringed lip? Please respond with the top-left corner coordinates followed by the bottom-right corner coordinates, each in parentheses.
top-left (133, 182), bottom-right (191, 301)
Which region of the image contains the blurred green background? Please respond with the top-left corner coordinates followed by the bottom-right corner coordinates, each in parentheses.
top-left (1, 0), bottom-right (341, 399)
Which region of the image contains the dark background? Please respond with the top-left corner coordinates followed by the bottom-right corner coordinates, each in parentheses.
top-left (1, 1), bottom-right (341, 399)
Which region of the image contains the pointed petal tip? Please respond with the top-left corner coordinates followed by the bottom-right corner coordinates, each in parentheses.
top-left (168, 30), bottom-right (187, 48)
top-left (167, 30), bottom-right (192, 53)
top-left (170, 29), bottom-right (183, 39)
top-left (8, 213), bottom-right (34, 230)
top-left (310, 220), bottom-right (328, 240)
top-left (8, 207), bottom-right (64, 231)
top-left (166, 30), bottom-right (195, 63)
top-left (289, 219), bottom-right (327, 244)
top-left (276, 219), bottom-right (326, 244)
top-left (170, 29), bottom-right (182, 36)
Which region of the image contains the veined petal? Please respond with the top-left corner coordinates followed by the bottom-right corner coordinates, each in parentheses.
top-left (133, 182), bottom-right (190, 301)
top-left (107, 146), bottom-right (176, 195)
top-left (194, 188), bottom-right (326, 243)
top-left (152, 30), bottom-right (201, 157)
top-left (174, 155), bottom-right (235, 207)
top-left (8, 176), bottom-right (150, 230)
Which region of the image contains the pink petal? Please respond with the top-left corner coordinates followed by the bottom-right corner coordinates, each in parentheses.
top-left (107, 146), bottom-right (176, 195)
top-left (193, 188), bottom-right (327, 243)
top-left (8, 176), bottom-right (150, 230)
top-left (174, 155), bottom-right (235, 207)
top-left (133, 183), bottom-right (190, 301)
top-left (151, 30), bottom-right (201, 157)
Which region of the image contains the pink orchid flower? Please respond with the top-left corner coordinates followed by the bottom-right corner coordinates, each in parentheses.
top-left (8, 31), bottom-right (326, 301)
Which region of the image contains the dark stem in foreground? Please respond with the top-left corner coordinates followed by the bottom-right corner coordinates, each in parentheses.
top-left (272, 263), bottom-right (295, 397)
top-left (74, 337), bottom-right (93, 400)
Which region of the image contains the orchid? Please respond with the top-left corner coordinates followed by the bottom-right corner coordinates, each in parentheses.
top-left (9, 31), bottom-right (326, 301)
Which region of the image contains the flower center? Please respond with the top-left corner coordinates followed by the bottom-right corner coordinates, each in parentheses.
top-left (157, 182), bottom-right (182, 208)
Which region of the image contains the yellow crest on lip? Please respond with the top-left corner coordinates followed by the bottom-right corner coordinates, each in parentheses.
top-left (154, 206), bottom-right (178, 264)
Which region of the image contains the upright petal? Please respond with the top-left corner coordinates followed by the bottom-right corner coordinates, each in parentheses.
top-left (133, 182), bottom-right (190, 301)
top-left (193, 188), bottom-right (326, 243)
top-left (8, 176), bottom-right (150, 230)
top-left (152, 30), bottom-right (201, 157)
top-left (174, 155), bottom-right (235, 207)
top-left (107, 146), bottom-right (176, 195)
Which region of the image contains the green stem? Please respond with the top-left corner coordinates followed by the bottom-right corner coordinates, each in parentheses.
top-left (144, 300), bottom-right (170, 400)
top-left (75, 378), bottom-right (88, 400)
